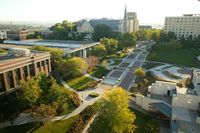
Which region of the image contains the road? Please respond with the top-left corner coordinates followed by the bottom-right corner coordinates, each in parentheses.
top-left (117, 42), bottom-right (150, 91)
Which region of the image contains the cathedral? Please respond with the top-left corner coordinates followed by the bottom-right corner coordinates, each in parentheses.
top-left (121, 6), bottom-right (139, 33)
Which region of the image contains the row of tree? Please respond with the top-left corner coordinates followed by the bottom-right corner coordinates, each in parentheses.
top-left (90, 35), bottom-right (137, 57)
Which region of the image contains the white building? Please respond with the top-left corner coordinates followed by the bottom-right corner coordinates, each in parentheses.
top-left (164, 14), bottom-right (200, 39)
top-left (134, 81), bottom-right (200, 133)
top-left (192, 70), bottom-right (200, 96)
top-left (0, 31), bottom-right (7, 39)
top-left (122, 6), bottom-right (139, 33)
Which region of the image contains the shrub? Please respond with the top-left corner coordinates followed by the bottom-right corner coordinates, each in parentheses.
top-left (89, 92), bottom-right (99, 98)
top-left (67, 104), bottom-right (98, 133)
top-left (70, 92), bottom-right (81, 107)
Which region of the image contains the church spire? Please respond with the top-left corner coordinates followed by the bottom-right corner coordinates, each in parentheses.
top-left (123, 5), bottom-right (128, 33)
top-left (124, 5), bottom-right (127, 19)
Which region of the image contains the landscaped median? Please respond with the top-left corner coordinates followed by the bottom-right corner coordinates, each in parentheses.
top-left (65, 75), bottom-right (99, 91)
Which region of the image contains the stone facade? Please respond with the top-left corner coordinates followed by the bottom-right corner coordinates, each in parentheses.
top-left (122, 6), bottom-right (139, 33)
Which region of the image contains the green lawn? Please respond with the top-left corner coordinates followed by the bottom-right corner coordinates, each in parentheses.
top-left (147, 46), bottom-right (199, 67)
top-left (66, 75), bottom-right (97, 91)
top-left (130, 108), bottom-right (159, 133)
top-left (142, 62), bottom-right (163, 70)
top-left (0, 115), bottom-right (79, 133)
top-left (90, 66), bottom-right (110, 78)
top-left (0, 48), bottom-right (6, 54)
top-left (113, 60), bottom-right (122, 65)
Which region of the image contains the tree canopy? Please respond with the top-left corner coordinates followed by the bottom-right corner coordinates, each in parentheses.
top-left (91, 87), bottom-right (136, 133)
top-left (18, 77), bottom-right (42, 107)
top-left (90, 44), bottom-right (107, 57)
top-left (120, 33), bottom-right (137, 49)
top-left (92, 24), bottom-right (112, 41)
top-left (134, 67), bottom-right (146, 78)
top-left (58, 57), bottom-right (88, 78)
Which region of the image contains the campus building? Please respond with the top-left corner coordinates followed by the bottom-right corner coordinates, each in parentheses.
top-left (6, 29), bottom-right (28, 40)
top-left (0, 48), bottom-right (51, 95)
top-left (164, 14), bottom-right (200, 39)
top-left (3, 40), bottom-right (99, 58)
top-left (122, 6), bottom-right (139, 33)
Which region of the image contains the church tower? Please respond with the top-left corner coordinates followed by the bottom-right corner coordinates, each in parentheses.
top-left (122, 5), bottom-right (128, 33)
top-left (122, 5), bottom-right (139, 33)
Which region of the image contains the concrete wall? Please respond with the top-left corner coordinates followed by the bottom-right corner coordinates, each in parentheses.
top-left (192, 71), bottom-right (200, 96)
top-left (172, 93), bottom-right (200, 110)
top-left (148, 81), bottom-right (176, 96)
top-left (136, 94), bottom-right (162, 110)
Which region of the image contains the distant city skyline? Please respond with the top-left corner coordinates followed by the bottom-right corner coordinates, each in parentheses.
top-left (0, 0), bottom-right (199, 25)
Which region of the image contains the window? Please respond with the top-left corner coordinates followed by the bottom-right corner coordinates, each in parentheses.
top-left (29, 64), bottom-right (35, 77)
top-left (6, 71), bottom-right (14, 89)
top-left (23, 66), bottom-right (28, 80)
top-left (0, 74), bottom-right (6, 92)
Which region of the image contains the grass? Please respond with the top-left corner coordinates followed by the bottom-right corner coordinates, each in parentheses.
top-left (113, 60), bottom-right (122, 65)
top-left (130, 108), bottom-right (159, 133)
top-left (89, 92), bottom-right (99, 98)
top-left (0, 48), bottom-right (6, 54)
top-left (66, 75), bottom-right (97, 91)
top-left (0, 115), bottom-right (79, 133)
top-left (90, 66), bottom-right (110, 78)
top-left (147, 45), bottom-right (199, 67)
top-left (142, 62), bottom-right (163, 70)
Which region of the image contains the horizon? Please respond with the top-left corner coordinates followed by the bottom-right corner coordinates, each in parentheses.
top-left (0, 0), bottom-right (200, 26)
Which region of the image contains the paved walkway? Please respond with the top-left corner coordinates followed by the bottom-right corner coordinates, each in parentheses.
top-left (82, 114), bottom-right (97, 133)
top-left (84, 73), bottom-right (100, 81)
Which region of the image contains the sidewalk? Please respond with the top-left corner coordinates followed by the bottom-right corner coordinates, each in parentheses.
top-left (84, 73), bottom-right (100, 81)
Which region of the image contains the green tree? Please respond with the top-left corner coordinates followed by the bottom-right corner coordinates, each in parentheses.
top-left (120, 33), bottom-right (137, 49)
top-left (101, 60), bottom-right (109, 69)
top-left (100, 38), bottom-right (119, 55)
top-left (136, 30), bottom-right (151, 40)
top-left (90, 44), bottom-right (107, 57)
top-left (93, 24), bottom-right (112, 41)
top-left (18, 78), bottom-right (42, 107)
top-left (32, 102), bottom-right (58, 123)
top-left (91, 87), bottom-right (136, 133)
top-left (134, 67), bottom-right (145, 78)
top-left (46, 81), bottom-right (72, 113)
top-left (32, 45), bottom-right (64, 68)
top-left (151, 30), bottom-right (161, 41)
top-left (58, 57), bottom-right (88, 78)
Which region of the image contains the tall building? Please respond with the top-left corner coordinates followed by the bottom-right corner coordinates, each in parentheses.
top-left (122, 6), bottom-right (139, 33)
top-left (164, 14), bottom-right (200, 39)
top-left (0, 48), bottom-right (51, 95)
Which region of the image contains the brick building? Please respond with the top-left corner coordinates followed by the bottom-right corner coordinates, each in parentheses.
top-left (6, 29), bottom-right (28, 40)
top-left (0, 49), bottom-right (51, 94)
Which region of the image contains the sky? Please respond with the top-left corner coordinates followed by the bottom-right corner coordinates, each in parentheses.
top-left (0, 0), bottom-right (200, 25)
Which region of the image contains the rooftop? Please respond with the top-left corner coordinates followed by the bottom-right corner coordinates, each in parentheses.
top-left (0, 50), bottom-right (50, 67)
top-left (173, 106), bottom-right (200, 133)
top-left (2, 40), bottom-right (100, 54)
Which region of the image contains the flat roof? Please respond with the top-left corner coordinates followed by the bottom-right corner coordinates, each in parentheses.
top-left (0, 51), bottom-right (49, 64)
top-left (4, 40), bottom-right (99, 49)
top-left (172, 106), bottom-right (200, 133)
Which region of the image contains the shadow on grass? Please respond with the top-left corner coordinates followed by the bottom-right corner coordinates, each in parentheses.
top-left (0, 122), bottom-right (42, 133)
